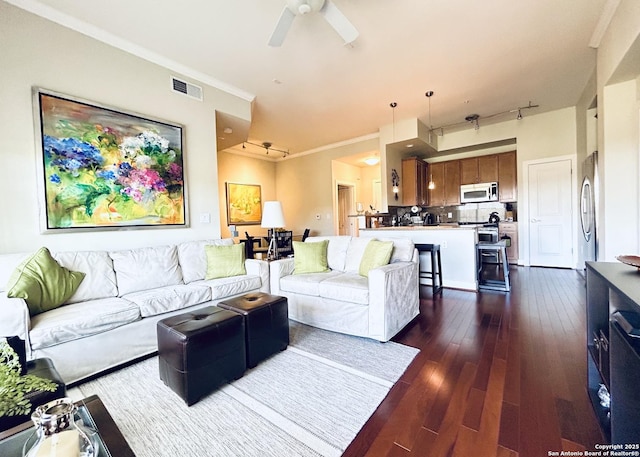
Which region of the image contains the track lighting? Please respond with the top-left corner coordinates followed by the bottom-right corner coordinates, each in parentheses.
top-left (243, 140), bottom-right (289, 158)
top-left (427, 100), bottom-right (539, 135)
top-left (465, 114), bottom-right (480, 130)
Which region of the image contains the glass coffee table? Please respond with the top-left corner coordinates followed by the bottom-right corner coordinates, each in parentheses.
top-left (0, 395), bottom-right (135, 456)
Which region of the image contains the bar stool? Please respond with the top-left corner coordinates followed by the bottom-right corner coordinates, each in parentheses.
top-left (476, 240), bottom-right (510, 292)
top-left (415, 243), bottom-right (443, 295)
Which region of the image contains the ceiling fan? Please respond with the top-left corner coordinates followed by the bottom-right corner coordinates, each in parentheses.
top-left (268, 0), bottom-right (359, 47)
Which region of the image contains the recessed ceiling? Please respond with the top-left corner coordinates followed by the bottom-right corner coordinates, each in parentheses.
top-left (334, 150), bottom-right (380, 168)
top-left (14, 0), bottom-right (609, 158)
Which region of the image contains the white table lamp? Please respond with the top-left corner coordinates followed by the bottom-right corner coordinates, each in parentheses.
top-left (261, 201), bottom-right (286, 259)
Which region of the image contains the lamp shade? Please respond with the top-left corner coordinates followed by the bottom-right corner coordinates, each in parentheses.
top-left (261, 201), bottom-right (286, 228)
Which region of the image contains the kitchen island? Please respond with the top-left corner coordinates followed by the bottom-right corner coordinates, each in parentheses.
top-left (360, 225), bottom-right (479, 290)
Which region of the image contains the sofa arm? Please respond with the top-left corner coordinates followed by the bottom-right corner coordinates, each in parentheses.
top-left (0, 294), bottom-right (31, 350)
top-left (269, 258), bottom-right (295, 295)
top-left (245, 259), bottom-right (270, 293)
top-left (367, 260), bottom-right (419, 342)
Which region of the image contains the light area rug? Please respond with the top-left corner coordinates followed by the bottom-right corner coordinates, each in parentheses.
top-left (76, 322), bottom-right (419, 457)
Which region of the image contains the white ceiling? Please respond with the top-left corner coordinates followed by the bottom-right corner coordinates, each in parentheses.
top-left (12, 0), bottom-right (608, 158)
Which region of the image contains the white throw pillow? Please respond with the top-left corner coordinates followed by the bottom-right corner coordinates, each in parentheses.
top-left (54, 250), bottom-right (118, 303)
top-left (177, 239), bottom-right (233, 283)
top-left (110, 245), bottom-right (182, 296)
top-left (344, 237), bottom-right (372, 273)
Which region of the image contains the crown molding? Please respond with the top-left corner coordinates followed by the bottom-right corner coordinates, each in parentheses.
top-left (5, 0), bottom-right (256, 102)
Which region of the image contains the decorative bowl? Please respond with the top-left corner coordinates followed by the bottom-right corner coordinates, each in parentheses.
top-left (616, 255), bottom-right (640, 269)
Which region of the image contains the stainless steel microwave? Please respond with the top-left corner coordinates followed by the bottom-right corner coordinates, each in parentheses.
top-left (460, 182), bottom-right (498, 203)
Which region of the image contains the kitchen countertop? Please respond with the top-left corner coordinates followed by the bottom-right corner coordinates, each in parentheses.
top-left (359, 225), bottom-right (479, 290)
top-left (361, 224), bottom-right (480, 231)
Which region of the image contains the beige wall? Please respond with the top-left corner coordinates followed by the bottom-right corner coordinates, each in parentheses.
top-left (216, 151), bottom-right (277, 239)
top-left (275, 137), bottom-right (380, 236)
top-left (360, 164), bottom-right (381, 211)
top-left (601, 80), bottom-right (639, 260)
top-left (0, 3), bottom-right (251, 253)
top-left (596, 0), bottom-right (640, 261)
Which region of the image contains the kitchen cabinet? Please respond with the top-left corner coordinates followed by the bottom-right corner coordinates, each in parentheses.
top-left (428, 160), bottom-right (460, 206)
top-left (499, 222), bottom-right (518, 264)
top-left (402, 157), bottom-right (428, 206)
top-left (443, 161), bottom-right (461, 205)
top-left (460, 155), bottom-right (498, 184)
top-left (498, 151), bottom-right (517, 202)
top-left (428, 162), bottom-right (444, 206)
top-left (586, 262), bottom-right (640, 443)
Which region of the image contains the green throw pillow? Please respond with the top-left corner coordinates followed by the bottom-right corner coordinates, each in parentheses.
top-left (205, 243), bottom-right (246, 279)
top-left (293, 240), bottom-right (329, 274)
top-left (6, 247), bottom-right (85, 316)
top-left (359, 240), bottom-right (394, 277)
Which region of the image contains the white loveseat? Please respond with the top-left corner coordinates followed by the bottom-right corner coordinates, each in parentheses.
top-left (0, 239), bottom-right (269, 384)
top-left (269, 236), bottom-right (419, 342)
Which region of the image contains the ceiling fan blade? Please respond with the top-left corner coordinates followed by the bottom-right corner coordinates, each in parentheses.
top-left (320, 0), bottom-right (359, 45)
top-left (268, 6), bottom-right (296, 47)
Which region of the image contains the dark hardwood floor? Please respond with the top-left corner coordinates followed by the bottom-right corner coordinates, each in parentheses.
top-left (343, 266), bottom-right (605, 457)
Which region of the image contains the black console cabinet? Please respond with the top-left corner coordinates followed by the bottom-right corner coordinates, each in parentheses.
top-left (586, 261), bottom-right (640, 443)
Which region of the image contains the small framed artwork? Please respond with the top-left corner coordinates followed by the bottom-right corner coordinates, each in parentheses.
top-left (34, 88), bottom-right (187, 232)
top-left (226, 183), bottom-right (262, 225)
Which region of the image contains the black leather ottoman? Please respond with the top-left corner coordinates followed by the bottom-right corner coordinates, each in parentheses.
top-left (157, 306), bottom-right (246, 406)
top-left (218, 293), bottom-right (289, 368)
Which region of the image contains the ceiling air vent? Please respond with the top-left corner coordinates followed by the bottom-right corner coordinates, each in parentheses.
top-left (171, 76), bottom-right (203, 101)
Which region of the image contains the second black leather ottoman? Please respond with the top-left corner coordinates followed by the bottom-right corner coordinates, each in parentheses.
top-left (157, 306), bottom-right (246, 406)
top-left (218, 293), bottom-right (289, 368)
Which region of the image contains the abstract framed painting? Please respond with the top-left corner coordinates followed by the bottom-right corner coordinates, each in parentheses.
top-left (226, 183), bottom-right (262, 225)
top-left (33, 88), bottom-right (188, 232)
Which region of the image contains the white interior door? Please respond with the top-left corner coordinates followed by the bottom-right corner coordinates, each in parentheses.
top-left (528, 159), bottom-right (573, 267)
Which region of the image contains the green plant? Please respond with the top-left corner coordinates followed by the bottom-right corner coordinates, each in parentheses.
top-left (0, 340), bottom-right (57, 417)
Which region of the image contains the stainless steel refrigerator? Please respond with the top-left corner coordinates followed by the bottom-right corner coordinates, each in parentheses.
top-left (580, 151), bottom-right (598, 265)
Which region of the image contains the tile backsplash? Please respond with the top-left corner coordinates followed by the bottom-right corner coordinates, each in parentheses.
top-left (458, 202), bottom-right (506, 223)
top-left (391, 201), bottom-right (517, 224)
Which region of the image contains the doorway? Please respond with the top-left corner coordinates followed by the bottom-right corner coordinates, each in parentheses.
top-left (526, 157), bottom-right (574, 267)
top-left (372, 179), bottom-right (382, 212)
top-left (337, 184), bottom-right (355, 235)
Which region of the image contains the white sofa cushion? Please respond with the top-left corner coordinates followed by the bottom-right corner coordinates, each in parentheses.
top-left (318, 273), bottom-right (369, 305)
top-left (305, 236), bottom-right (350, 271)
top-left (280, 270), bottom-right (343, 296)
top-left (200, 275), bottom-right (263, 300)
top-left (177, 239), bottom-right (234, 284)
top-left (54, 251), bottom-right (118, 303)
top-left (110, 245), bottom-right (183, 296)
top-left (344, 237), bottom-right (372, 273)
top-left (378, 238), bottom-right (416, 263)
top-left (122, 284), bottom-right (212, 317)
top-left (29, 297), bottom-right (140, 350)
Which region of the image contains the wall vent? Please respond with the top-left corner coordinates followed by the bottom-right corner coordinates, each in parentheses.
top-left (171, 76), bottom-right (203, 101)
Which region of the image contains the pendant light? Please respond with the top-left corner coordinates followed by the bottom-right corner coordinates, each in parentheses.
top-left (390, 102), bottom-right (399, 200)
top-left (425, 91), bottom-right (436, 190)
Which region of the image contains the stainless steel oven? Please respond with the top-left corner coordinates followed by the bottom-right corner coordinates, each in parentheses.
top-left (478, 225), bottom-right (499, 263)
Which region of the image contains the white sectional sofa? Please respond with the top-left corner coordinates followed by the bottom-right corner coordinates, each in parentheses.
top-left (0, 239), bottom-right (269, 384)
top-left (269, 236), bottom-right (419, 342)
